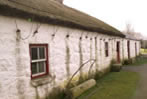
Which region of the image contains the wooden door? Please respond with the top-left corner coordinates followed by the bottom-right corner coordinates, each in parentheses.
top-left (116, 42), bottom-right (120, 63)
top-left (127, 41), bottom-right (130, 59)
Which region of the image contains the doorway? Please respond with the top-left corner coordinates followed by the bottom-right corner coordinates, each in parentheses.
top-left (127, 41), bottom-right (130, 59)
top-left (116, 41), bottom-right (120, 63)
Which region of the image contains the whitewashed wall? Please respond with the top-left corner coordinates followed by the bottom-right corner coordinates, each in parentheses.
top-left (0, 15), bottom-right (140, 99)
top-left (122, 39), bottom-right (140, 60)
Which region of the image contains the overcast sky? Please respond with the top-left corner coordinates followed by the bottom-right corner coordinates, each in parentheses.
top-left (64, 0), bottom-right (147, 36)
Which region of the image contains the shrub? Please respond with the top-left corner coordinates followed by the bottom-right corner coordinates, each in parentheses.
top-left (46, 87), bottom-right (73, 99)
top-left (123, 59), bottom-right (130, 65)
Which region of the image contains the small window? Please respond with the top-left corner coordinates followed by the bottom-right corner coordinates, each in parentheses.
top-left (30, 44), bottom-right (49, 79)
top-left (105, 42), bottom-right (109, 57)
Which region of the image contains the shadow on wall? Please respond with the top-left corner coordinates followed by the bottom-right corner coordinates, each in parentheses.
top-left (79, 37), bottom-right (84, 80)
top-left (15, 31), bottom-right (26, 99)
top-left (65, 38), bottom-right (70, 79)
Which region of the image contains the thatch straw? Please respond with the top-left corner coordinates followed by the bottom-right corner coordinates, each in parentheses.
top-left (0, 0), bottom-right (125, 37)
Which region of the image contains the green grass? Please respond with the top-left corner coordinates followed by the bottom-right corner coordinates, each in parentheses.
top-left (127, 56), bottom-right (147, 66)
top-left (140, 49), bottom-right (147, 54)
top-left (77, 71), bottom-right (140, 99)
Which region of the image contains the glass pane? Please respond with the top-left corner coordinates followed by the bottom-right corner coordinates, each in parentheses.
top-left (31, 48), bottom-right (38, 60)
top-left (39, 47), bottom-right (45, 59)
top-left (31, 63), bottom-right (38, 74)
top-left (38, 62), bottom-right (45, 73)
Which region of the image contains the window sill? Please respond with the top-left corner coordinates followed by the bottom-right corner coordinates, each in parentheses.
top-left (31, 74), bottom-right (55, 87)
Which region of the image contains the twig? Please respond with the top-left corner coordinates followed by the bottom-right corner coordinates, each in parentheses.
top-left (14, 19), bottom-right (33, 40)
top-left (51, 25), bottom-right (59, 41)
top-left (15, 19), bottom-right (18, 29)
top-left (66, 59), bottom-right (96, 88)
top-left (33, 22), bottom-right (41, 37)
top-left (88, 61), bottom-right (96, 75)
top-left (21, 22), bottom-right (33, 40)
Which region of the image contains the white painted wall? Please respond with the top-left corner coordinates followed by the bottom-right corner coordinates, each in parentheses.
top-left (0, 15), bottom-right (140, 99)
top-left (122, 39), bottom-right (140, 60)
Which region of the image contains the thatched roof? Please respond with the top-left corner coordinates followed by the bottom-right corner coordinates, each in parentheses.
top-left (0, 0), bottom-right (125, 37)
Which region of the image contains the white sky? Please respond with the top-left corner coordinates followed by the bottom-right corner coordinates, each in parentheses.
top-left (64, 0), bottom-right (147, 36)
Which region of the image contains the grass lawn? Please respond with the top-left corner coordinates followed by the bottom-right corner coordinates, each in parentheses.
top-left (77, 71), bottom-right (140, 99)
top-left (140, 48), bottom-right (147, 54)
top-left (126, 56), bottom-right (147, 66)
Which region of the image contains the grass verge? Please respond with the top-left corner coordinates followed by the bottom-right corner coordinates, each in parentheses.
top-left (140, 48), bottom-right (147, 54)
top-left (127, 56), bottom-right (147, 66)
top-left (77, 71), bottom-right (140, 99)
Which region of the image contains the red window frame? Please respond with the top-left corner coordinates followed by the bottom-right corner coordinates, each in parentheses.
top-left (105, 42), bottom-right (109, 57)
top-left (29, 44), bottom-right (49, 79)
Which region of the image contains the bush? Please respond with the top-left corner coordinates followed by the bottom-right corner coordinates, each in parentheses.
top-left (123, 59), bottom-right (130, 65)
top-left (111, 64), bottom-right (122, 72)
top-left (94, 71), bottom-right (102, 80)
top-left (46, 87), bottom-right (73, 99)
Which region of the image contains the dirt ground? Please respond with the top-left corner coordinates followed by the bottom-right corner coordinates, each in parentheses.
top-left (123, 56), bottom-right (147, 99)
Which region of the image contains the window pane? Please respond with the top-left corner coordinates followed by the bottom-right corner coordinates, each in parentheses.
top-left (31, 48), bottom-right (38, 60)
top-left (30, 44), bottom-right (48, 78)
top-left (38, 62), bottom-right (45, 73)
top-left (32, 63), bottom-right (38, 74)
top-left (39, 47), bottom-right (45, 59)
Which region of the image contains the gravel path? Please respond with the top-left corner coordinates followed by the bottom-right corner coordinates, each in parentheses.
top-left (123, 60), bottom-right (147, 99)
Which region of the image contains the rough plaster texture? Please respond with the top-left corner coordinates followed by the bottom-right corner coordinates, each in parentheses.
top-left (0, 16), bottom-right (140, 99)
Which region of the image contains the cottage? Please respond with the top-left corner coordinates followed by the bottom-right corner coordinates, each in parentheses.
top-left (0, 0), bottom-right (140, 99)
top-left (122, 33), bottom-right (141, 60)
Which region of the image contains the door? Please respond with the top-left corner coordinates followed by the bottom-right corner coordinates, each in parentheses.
top-left (116, 41), bottom-right (120, 63)
top-left (127, 41), bottom-right (130, 59)
top-left (135, 42), bottom-right (137, 56)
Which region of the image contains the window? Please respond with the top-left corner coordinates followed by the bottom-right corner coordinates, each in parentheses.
top-left (105, 42), bottom-right (109, 57)
top-left (30, 44), bottom-right (49, 79)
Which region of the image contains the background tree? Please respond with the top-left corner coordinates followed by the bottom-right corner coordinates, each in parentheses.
top-left (125, 23), bottom-right (135, 34)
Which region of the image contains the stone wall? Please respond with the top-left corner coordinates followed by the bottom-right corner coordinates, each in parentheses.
top-left (0, 15), bottom-right (140, 99)
top-left (123, 39), bottom-right (140, 60)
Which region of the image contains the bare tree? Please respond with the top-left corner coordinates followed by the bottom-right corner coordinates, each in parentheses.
top-left (125, 23), bottom-right (135, 34)
top-left (124, 23), bottom-right (144, 40)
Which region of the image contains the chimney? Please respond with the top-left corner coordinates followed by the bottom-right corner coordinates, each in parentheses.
top-left (54, 0), bottom-right (63, 4)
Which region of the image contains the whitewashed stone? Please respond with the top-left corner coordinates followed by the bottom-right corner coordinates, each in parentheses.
top-left (0, 15), bottom-right (140, 99)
